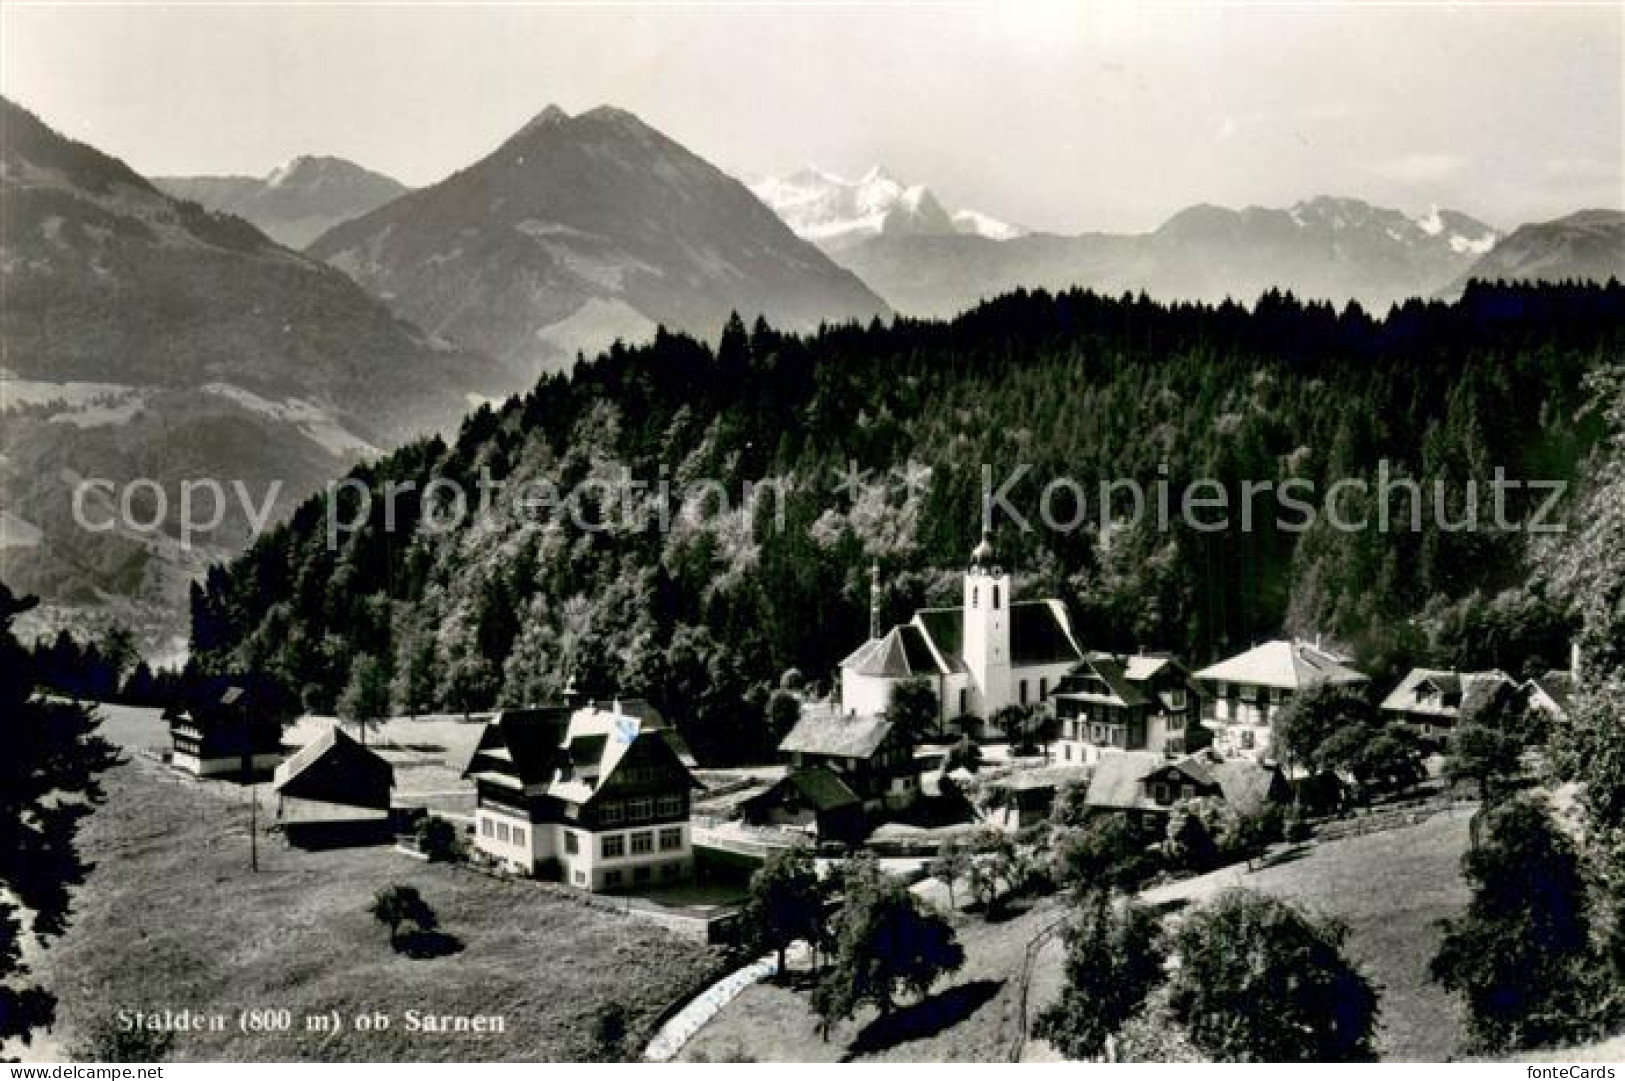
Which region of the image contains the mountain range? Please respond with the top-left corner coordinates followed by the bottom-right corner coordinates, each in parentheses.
top-left (748, 166), bottom-right (1025, 251)
top-left (0, 96), bottom-right (511, 653)
top-left (155, 156), bottom-right (408, 248)
top-left (306, 106), bottom-right (890, 379)
top-left (829, 196), bottom-right (1507, 317)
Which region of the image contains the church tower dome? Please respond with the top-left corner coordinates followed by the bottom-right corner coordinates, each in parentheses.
top-left (970, 534), bottom-right (997, 569)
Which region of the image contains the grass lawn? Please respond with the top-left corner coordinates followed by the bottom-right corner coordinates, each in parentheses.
top-left (679, 898), bottom-right (1062, 1063)
top-left (1033, 810), bottom-right (1478, 1062)
top-left (682, 810), bottom-right (1476, 1063)
top-left (35, 755), bottom-right (724, 1062)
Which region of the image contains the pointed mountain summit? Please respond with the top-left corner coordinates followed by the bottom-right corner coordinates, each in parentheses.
top-left (156, 155), bottom-right (407, 248)
top-left (307, 105), bottom-right (888, 377)
top-left (1, 96), bottom-right (509, 638)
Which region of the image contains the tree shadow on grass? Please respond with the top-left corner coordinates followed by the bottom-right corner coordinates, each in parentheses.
top-left (844, 978), bottom-right (1004, 1059)
top-left (394, 930), bottom-right (465, 959)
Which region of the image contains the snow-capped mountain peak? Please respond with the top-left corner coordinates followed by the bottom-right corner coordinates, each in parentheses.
top-left (750, 165), bottom-right (1025, 251)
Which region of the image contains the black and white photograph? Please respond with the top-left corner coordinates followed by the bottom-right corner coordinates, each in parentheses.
top-left (1, 0), bottom-right (1622, 1069)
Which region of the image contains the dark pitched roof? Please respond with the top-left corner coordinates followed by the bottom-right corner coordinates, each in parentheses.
top-left (1056, 655), bottom-right (1151, 708)
top-left (911, 600), bottom-right (1083, 672)
top-left (1531, 670), bottom-right (1575, 712)
top-left (1010, 600), bottom-right (1086, 666)
top-left (844, 624), bottom-right (948, 678)
top-left (1084, 750), bottom-right (1284, 814)
top-left (462, 700), bottom-right (700, 798)
top-left (786, 768), bottom-right (861, 811)
top-left (780, 713), bottom-right (895, 759)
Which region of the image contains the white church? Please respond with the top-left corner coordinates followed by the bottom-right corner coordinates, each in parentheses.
top-left (838, 536), bottom-right (1085, 733)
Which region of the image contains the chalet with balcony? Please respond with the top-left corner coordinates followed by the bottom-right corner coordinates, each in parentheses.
top-left (166, 682), bottom-right (283, 779)
top-left (1052, 652), bottom-right (1207, 764)
top-left (1379, 668), bottom-right (1519, 746)
top-left (1082, 748), bottom-right (1289, 824)
top-left (462, 699), bottom-right (701, 891)
top-left (1193, 639), bottom-right (1369, 760)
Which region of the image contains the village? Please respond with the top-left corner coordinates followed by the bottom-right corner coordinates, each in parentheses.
top-left (23, 532), bottom-right (1594, 1063)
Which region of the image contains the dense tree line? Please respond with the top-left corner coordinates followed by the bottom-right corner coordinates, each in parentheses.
top-left (0, 583), bottom-right (118, 1055)
top-left (189, 282), bottom-right (1623, 763)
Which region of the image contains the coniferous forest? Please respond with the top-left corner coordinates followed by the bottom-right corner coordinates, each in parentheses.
top-left (189, 281), bottom-right (1624, 763)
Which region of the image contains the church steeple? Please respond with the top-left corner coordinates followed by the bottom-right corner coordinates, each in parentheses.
top-left (963, 532), bottom-right (1012, 712)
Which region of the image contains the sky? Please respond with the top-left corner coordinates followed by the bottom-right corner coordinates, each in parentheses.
top-left (2, 2), bottom-right (1620, 234)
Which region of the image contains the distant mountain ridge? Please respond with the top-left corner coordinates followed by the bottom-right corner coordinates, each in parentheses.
top-left (156, 156), bottom-right (408, 248)
top-left (0, 97), bottom-right (512, 650)
top-left (307, 105), bottom-right (890, 378)
top-left (833, 195), bottom-right (1502, 317)
top-left (749, 165), bottom-right (1025, 251)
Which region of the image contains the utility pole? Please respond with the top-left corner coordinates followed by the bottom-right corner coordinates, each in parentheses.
top-left (243, 750), bottom-right (258, 872)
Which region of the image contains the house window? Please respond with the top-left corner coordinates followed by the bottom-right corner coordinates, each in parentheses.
top-left (959, 689), bottom-right (967, 715)
top-left (631, 831), bottom-right (653, 855)
top-left (1039, 677), bottom-right (1048, 700)
top-left (627, 798), bottom-right (654, 822)
top-left (972, 586), bottom-right (979, 607)
top-left (602, 834), bottom-right (625, 859)
top-left (992, 585), bottom-right (1001, 609)
top-left (496, 822), bottom-right (510, 842)
top-left (1152, 782), bottom-right (1171, 804)
top-left (481, 818), bottom-right (493, 837)
top-left (1091, 723), bottom-right (1105, 743)
top-left (513, 827), bottom-right (527, 848)
top-left (1063, 745), bottom-right (1071, 762)
top-left (1169, 688), bottom-right (1186, 709)
top-left (1241, 729), bottom-right (1256, 750)
top-left (1019, 680), bottom-right (1028, 705)
top-left (604, 869), bottom-right (624, 888)
top-left (659, 827), bottom-right (683, 851)
top-left (599, 802), bottom-right (624, 825)
top-left (657, 795), bottom-right (685, 817)
top-left (565, 831), bottom-right (579, 855)
top-left (573, 870), bottom-right (586, 885)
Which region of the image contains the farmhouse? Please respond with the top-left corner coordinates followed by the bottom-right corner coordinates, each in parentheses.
top-left (165, 682), bottom-right (282, 779)
top-left (1379, 668), bottom-right (1520, 746)
top-left (1052, 651), bottom-right (1207, 764)
top-left (1082, 748), bottom-right (1289, 823)
top-left (742, 709), bottom-right (919, 844)
top-left (272, 725), bottom-right (396, 848)
top-left (839, 536), bottom-right (1085, 733)
top-left (1193, 638), bottom-right (1369, 760)
top-left (463, 698), bottom-right (701, 891)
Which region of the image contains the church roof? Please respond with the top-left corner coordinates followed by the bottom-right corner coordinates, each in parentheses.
top-left (844, 624), bottom-right (946, 678)
top-left (911, 599), bottom-right (1083, 672)
top-left (1193, 639), bottom-right (1368, 690)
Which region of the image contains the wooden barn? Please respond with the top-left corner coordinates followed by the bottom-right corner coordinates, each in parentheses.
top-left (272, 725), bottom-right (396, 848)
top-left (166, 682), bottom-right (283, 779)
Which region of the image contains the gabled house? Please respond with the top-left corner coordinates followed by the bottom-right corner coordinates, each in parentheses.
top-left (272, 725), bottom-right (395, 848)
top-left (1052, 652), bottom-right (1207, 764)
top-left (166, 681), bottom-right (283, 778)
top-left (742, 710), bottom-right (920, 843)
top-left (840, 537), bottom-right (1085, 734)
top-left (1193, 639), bottom-right (1369, 760)
top-left (462, 699), bottom-right (701, 891)
top-left (1380, 668), bottom-right (1518, 746)
top-left (1083, 749), bottom-right (1289, 823)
